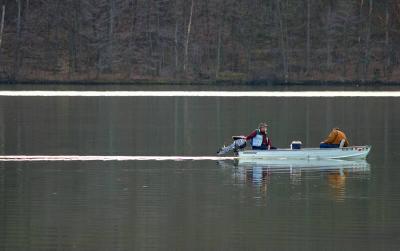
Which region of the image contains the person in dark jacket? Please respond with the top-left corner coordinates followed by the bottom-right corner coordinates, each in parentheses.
top-left (245, 123), bottom-right (273, 150)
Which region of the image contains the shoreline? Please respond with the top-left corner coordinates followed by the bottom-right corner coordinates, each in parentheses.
top-left (0, 79), bottom-right (399, 91)
top-left (1, 78), bottom-right (400, 86)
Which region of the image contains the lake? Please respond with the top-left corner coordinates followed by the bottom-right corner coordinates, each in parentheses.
top-left (0, 89), bottom-right (399, 250)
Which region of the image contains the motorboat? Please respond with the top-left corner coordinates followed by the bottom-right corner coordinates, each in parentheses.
top-left (238, 145), bottom-right (371, 160)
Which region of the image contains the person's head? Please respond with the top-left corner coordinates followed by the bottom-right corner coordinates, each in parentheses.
top-left (259, 122), bottom-right (268, 133)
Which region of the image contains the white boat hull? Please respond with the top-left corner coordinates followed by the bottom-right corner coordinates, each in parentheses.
top-left (238, 146), bottom-right (371, 160)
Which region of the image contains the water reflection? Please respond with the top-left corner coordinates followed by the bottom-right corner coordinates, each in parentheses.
top-left (218, 159), bottom-right (370, 202)
top-left (327, 169), bottom-right (348, 202)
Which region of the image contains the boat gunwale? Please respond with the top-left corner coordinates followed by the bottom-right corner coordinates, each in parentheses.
top-left (237, 145), bottom-right (371, 159)
top-left (239, 145), bottom-right (371, 153)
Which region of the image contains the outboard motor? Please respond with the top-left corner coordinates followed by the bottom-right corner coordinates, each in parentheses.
top-left (217, 138), bottom-right (247, 155)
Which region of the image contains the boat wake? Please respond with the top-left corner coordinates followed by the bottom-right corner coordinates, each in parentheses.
top-left (0, 155), bottom-right (237, 162)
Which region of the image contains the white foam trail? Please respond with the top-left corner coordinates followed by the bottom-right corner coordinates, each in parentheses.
top-left (0, 155), bottom-right (236, 162)
top-left (0, 91), bottom-right (399, 97)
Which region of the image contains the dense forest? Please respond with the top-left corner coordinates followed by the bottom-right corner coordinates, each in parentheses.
top-left (0, 0), bottom-right (399, 83)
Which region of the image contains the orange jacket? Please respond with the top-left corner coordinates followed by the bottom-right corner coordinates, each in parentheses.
top-left (323, 129), bottom-right (349, 146)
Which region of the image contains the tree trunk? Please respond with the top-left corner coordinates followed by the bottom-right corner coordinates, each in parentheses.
top-left (246, 45), bottom-right (251, 77)
top-left (0, 5), bottom-right (5, 50)
top-left (277, 0), bottom-right (288, 80)
top-left (156, 1), bottom-right (161, 76)
top-left (356, 0), bottom-right (364, 80)
top-left (0, 4), bottom-right (4, 76)
top-left (326, 2), bottom-right (332, 71)
top-left (306, 0), bottom-right (311, 74)
top-left (13, 0), bottom-right (22, 79)
top-left (342, 18), bottom-right (348, 78)
top-left (174, 19), bottom-right (179, 74)
top-left (108, 0), bottom-right (115, 72)
top-left (183, 0), bottom-right (194, 73)
top-left (215, 0), bottom-right (226, 79)
top-left (145, 0), bottom-right (153, 74)
top-left (284, 1), bottom-right (289, 80)
top-left (68, 0), bottom-right (81, 75)
top-left (363, 0), bottom-right (373, 80)
top-left (128, 0), bottom-right (138, 75)
top-left (204, 0), bottom-right (211, 75)
top-left (216, 21), bottom-right (222, 78)
top-left (53, 0), bottom-right (62, 72)
top-left (384, 0), bottom-right (390, 78)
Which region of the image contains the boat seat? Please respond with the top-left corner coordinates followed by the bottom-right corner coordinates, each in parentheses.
top-left (339, 139), bottom-right (346, 148)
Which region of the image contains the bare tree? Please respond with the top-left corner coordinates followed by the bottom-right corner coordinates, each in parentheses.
top-left (276, 0), bottom-right (289, 80)
top-left (363, 0), bottom-right (373, 80)
top-left (67, 0), bottom-right (81, 75)
top-left (306, 0), bottom-right (311, 74)
top-left (108, 0), bottom-right (116, 72)
top-left (13, 0), bottom-right (22, 79)
top-left (0, 5), bottom-right (5, 50)
top-left (325, 0), bottom-right (333, 71)
top-left (183, 0), bottom-right (194, 73)
top-left (384, 0), bottom-right (391, 78)
top-left (0, 0), bottom-right (400, 82)
top-left (215, 0), bottom-right (226, 78)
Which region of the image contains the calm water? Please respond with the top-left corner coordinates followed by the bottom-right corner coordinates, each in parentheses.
top-left (0, 93), bottom-right (400, 250)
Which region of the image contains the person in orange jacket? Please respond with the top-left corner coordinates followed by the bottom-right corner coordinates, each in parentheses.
top-left (320, 128), bottom-right (349, 148)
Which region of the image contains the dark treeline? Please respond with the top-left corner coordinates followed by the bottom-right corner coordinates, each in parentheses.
top-left (0, 0), bottom-right (400, 83)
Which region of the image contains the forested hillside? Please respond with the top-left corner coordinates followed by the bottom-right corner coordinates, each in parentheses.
top-left (0, 0), bottom-right (399, 83)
